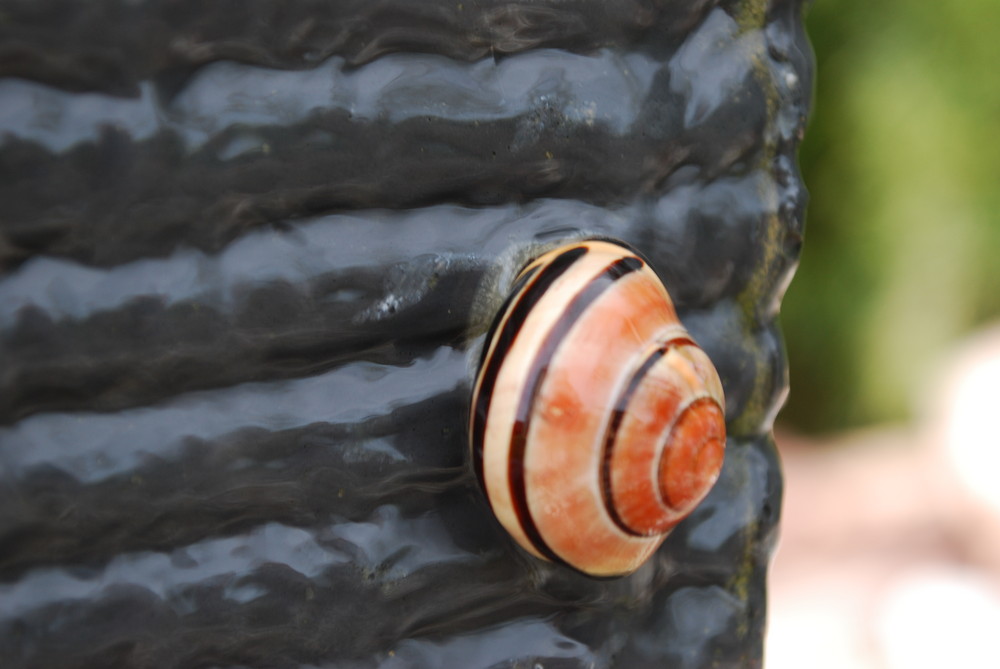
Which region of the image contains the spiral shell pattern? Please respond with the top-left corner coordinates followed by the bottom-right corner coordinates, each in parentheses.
top-left (471, 240), bottom-right (726, 576)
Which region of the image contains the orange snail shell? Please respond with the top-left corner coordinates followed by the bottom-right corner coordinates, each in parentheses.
top-left (470, 239), bottom-right (726, 577)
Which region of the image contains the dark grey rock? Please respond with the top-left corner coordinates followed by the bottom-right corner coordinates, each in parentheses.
top-left (0, 1), bottom-right (812, 666)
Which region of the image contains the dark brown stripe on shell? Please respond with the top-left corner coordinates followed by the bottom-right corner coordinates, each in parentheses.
top-left (471, 246), bottom-right (586, 493)
top-left (471, 264), bottom-right (539, 491)
top-left (600, 336), bottom-right (697, 536)
top-left (509, 254), bottom-right (643, 564)
top-left (655, 395), bottom-right (719, 509)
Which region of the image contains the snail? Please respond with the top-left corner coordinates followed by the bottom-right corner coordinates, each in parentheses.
top-left (470, 239), bottom-right (726, 576)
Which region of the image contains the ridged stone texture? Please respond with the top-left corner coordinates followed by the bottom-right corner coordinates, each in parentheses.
top-left (0, 1), bottom-right (812, 667)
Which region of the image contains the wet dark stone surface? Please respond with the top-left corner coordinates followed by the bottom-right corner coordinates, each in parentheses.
top-left (0, 1), bottom-right (812, 667)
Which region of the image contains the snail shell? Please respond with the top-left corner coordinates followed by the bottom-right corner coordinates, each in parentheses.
top-left (470, 239), bottom-right (726, 577)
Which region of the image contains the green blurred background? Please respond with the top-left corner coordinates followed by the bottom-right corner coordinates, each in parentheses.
top-left (780, 0), bottom-right (1000, 434)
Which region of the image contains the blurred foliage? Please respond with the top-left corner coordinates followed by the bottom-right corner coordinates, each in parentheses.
top-left (780, 1), bottom-right (1000, 433)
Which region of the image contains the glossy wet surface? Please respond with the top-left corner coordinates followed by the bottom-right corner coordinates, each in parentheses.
top-left (0, 2), bottom-right (811, 666)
